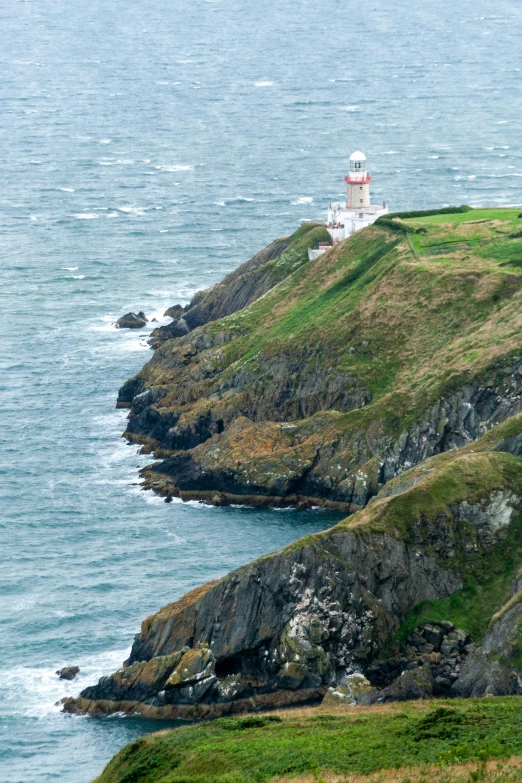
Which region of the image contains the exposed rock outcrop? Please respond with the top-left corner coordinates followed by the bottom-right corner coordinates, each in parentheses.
top-left (453, 592), bottom-right (522, 697)
top-left (163, 304), bottom-right (185, 320)
top-left (116, 311), bottom-right (148, 329)
top-left (56, 666), bottom-right (80, 681)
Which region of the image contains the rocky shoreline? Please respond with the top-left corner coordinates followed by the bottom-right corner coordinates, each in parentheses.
top-left (65, 209), bottom-right (522, 718)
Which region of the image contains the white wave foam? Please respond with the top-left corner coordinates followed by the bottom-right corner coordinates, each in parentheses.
top-left (292, 196), bottom-right (313, 205)
top-left (117, 338), bottom-right (148, 352)
top-left (254, 80), bottom-right (273, 87)
top-left (98, 159), bottom-right (135, 165)
top-left (117, 206), bottom-right (146, 216)
top-left (0, 647), bottom-right (129, 718)
top-left (61, 266), bottom-right (78, 271)
top-left (154, 164), bottom-right (193, 172)
top-left (58, 187), bottom-right (75, 192)
top-left (338, 105), bottom-right (360, 111)
top-left (383, 150), bottom-right (399, 155)
top-left (73, 212), bottom-right (99, 219)
top-left (87, 319), bottom-right (116, 332)
top-left (99, 139), bottom-right (112, 144)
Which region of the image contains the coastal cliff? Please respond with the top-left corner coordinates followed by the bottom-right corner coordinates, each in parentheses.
top-left (64, 418), bottom-right (522, 718)
top-left (64, 207), bottom-right (522, 719)
top-left (119, 207), bottom-right (522, 510)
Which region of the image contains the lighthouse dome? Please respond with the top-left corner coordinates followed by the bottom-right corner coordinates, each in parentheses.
top-left (349, 150), bottom-right (367, 173)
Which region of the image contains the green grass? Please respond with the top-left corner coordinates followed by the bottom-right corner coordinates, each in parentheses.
top-left (94, 698), bottom-right (522, 783)
top-left (407, 208), bottom-right (522, 228)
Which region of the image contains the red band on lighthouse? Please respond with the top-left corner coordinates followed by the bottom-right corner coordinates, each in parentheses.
top-left (344, 174), bottom-right (371, 185)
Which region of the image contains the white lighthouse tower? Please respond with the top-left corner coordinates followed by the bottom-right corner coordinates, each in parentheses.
top-left (346, 150), bottom-right (371, 208)
top-left (325, 151), bottom-right (388, 245)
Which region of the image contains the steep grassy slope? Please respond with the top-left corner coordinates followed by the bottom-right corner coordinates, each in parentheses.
top-left (94, 699), bottom-right (522, 783)
top-left (119, 207), bottom-right (522, 508)
top-left (148, 222), bottom-right (331, 346)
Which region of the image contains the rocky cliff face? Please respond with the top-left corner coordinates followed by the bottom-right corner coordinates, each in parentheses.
top-left (63, 432), bottom-right (522, 718)
top-left (117, 210), bottom-right (522, 510)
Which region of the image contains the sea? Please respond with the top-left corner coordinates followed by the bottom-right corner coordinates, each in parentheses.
top-left (1, 0), bottom-right (521, 780)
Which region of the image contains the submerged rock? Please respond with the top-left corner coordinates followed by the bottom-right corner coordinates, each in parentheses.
top-left (116, 311), bottom-right (148, 329)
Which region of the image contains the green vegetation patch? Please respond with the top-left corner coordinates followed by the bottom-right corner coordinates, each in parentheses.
top-left (94, 697), bottom-right (522, 783)
top-left (406, 208), bottom-right (521, 228)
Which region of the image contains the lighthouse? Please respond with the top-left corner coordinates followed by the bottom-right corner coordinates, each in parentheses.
top-left (324, 151), bottom-right (388, 245)
top-left (345, 150), bottom-right (371, 209)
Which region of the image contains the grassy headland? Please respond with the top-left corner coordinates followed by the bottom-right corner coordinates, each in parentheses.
top-left (94, 698), bottom-right (522, 783)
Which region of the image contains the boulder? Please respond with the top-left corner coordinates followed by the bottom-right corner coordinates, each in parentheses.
top-left (210, 493), bottom-right (230, 507)
top-left (421, 623), bottom-right (444, 651)
top-left (380, 664), bottom-right (434, 702)
top-left (56, 666), bottom-right (80, 681)
top-left (323, 673), bottom-right (379, 706)
top-left (116, 311), bottom-right (148, 329)
top-left (163, 304), bottom-right (185, 319)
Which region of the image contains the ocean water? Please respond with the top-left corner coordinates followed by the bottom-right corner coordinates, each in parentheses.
top-left (1, 0), bottom-right (521, 780)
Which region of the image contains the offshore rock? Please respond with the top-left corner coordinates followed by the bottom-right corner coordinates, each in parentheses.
top-left (116, 311), bottom-right (148, 329)
top-left (56, 666), bottom-right (80, 681)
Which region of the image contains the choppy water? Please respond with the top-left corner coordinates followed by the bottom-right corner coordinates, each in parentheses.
top-left (1, 0), bottom-right (521, 780)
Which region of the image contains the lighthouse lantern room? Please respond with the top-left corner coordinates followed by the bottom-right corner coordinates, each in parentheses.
top-left (325, 151), bottom-right (388, 245)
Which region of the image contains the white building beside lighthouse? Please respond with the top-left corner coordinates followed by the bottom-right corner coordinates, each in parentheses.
top-left (326, 151), bottom-right (388, 244)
